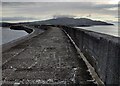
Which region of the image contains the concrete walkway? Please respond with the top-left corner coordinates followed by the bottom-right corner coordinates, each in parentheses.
top-left (2, 27), bottom-right (96, 85)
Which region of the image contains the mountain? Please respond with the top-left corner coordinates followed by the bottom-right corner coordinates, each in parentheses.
top-left (0, 22), bottom-right (29, 27)
top-left (1, 17), bottom-right (114, 27)
top-left (0, 22), bottom-right (17, 27)
top-left (29, 17), bottom-right (114, 26)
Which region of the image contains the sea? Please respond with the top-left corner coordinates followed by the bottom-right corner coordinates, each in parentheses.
top-left (0, 27), bottom-right (28, 45)
top-left (75, 23), bottom-right (119, 37)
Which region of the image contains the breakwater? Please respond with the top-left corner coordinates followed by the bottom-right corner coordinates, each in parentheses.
top-left (2, 25), bottom-right (44, 52)
top-left (10, 25), bottom-right (33, 34)
top-left (61, 26), bottom-right (120, 85)
top-left (2, 26), bottom-right (97, 85)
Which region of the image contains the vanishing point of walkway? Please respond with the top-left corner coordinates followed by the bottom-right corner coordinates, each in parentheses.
top-left (2, 27), bottom-right (96, 85)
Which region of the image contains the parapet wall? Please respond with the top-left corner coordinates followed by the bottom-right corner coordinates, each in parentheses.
top-left (62, 26), bottom-right (120, 85)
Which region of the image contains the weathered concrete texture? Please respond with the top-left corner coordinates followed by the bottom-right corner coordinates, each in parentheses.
top-left (2, 27), bottom-right (96, 85)
top-left (62, 26), bottom-right (120, 85)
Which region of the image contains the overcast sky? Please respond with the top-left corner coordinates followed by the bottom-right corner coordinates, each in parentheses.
top-left (1, 0), bottom-right (119, 23)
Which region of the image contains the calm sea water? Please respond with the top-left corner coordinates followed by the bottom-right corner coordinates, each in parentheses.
top-left (75, 23), bottom-right (119, 37)
top-left (0, 27), bottom-right (28, 45)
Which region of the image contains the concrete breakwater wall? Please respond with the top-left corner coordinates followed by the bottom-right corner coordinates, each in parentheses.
top-left (2, 25), bottom-right (45, 52)
top-left (10, 25), bottom-right (33, 33)
top-left (61, 26), bottom-right (120, 85)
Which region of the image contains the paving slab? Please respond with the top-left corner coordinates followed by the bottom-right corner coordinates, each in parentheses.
top-left (2, 27), bottom-right (96, 85)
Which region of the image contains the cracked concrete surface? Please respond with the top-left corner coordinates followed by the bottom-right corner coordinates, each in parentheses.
top-left (2, 27), bottom-right (96, 85)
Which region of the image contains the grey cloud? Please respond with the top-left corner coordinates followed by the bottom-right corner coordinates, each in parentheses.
top-left (2, 2), bottom-right (117, 21)
top-left (1, 0), bottom-right (114, 2)
top-left (2, 17), bottom-right (37, 21)
top-left (94, 4), bottom-right (118, 9)
top-left (2, 2), bottom-right (117, 10)
top-left (53, 14), bottom-right (75, 18)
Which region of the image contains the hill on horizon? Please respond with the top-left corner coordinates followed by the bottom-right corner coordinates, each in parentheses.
top-left (29, 17), bottom-right (114, 26)
top-left (1, 17), bottom-right (114, 27)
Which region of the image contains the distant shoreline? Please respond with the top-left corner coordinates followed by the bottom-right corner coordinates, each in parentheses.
top-left (0, 17), bottom-right (114, 27)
